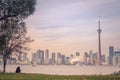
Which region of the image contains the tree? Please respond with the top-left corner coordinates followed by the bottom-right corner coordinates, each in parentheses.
top-left (0, 0), bottom-right (36, 73)
top-left (1, 19), bottom-right (33, 73)
top-left (0, 0), bottom-right (36, 21)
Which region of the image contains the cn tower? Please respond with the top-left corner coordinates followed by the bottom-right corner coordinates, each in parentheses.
top-left (97, 16), bottom-right (102, 65)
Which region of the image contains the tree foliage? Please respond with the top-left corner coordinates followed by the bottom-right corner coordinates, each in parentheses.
top-left (1, 18), bottom-right (33, 56)
top-left (0, 0), bottom-right (36, 21)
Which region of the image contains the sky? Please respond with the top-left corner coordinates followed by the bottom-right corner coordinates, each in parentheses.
top-left (25, 0), bottom-right (120, 58)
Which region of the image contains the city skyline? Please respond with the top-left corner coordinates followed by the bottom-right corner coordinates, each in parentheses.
top-left (25, 0), bottom-right (120, 58)
top-left (30, 46), bottom-right (119, 66)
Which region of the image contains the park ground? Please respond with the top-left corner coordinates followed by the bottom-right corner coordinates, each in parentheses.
top-left (0, 73), bottom-right (120, 80)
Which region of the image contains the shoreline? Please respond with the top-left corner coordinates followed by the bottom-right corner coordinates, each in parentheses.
top-left (0, 65), bottom-right (120, 75)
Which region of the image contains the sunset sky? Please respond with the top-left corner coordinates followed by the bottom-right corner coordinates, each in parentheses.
top-left (25, 0), bottom-right (120, 58)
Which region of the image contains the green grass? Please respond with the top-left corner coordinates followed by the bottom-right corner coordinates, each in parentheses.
top-left (0, 73), bottom-right (120, 80)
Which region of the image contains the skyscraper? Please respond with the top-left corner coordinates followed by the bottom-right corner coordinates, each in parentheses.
top-left (61, 55), bottom-right (66, 64)
top-left (89, 50), bottom-right (94, 65)
top-left (114, 50), bottom-right (120, 65)
top-left (51, 52), bottom-right (56, 65)
top-left (41, 50), bottom-right (44, 64)
top-left (93, 52), bottom-right (98, 65)
top-left (109, 46), bottom-right (114, 65)
top-left (83, 52), bottom-right (88, 64)
top-left (57, 53), bottom-right (61, 65)
top-left (113, 56), bottom-right (117, 66)
top-left (36, 49), bottom-right (41, 60)
top-left (97, 16), bottom-right (102, 65)
top-left (44, 49), bottom-right (49, 64)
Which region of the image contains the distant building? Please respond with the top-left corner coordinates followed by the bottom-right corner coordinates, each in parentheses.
top-left (101, 55), bottom-right (106, 63)
top-left (93, 52), bottom-right (98, 65)
top-left (32, 49), bottom-right (44, 65)
top-left (89, 51), bottom-right (94, 65)
top-left (61, 55), bottom-right (66, 64)
top-left (109, 46), bottom-right (114, 65)
top-left (57, 53), bottom-right (62, 64)
top-left (114, 51), bottom-right (120, 65)
top-left (44, 49), bottom-right (49, 65)
top-left (118, 56), bottom-right (120, 66)
top-left (76, 52), bottom-right (80, 56)
top-left (51, 52), bottom-right (56, 65)
top-left (113, 56), bottom-right (117, 66)
top-left (49, 58), bottom-right (52, 64)
top-left (66, 57), bottom-right (70, 65)
top-left (36, 50), bottom-right (40, 59)
top-left (36, 50), bottom-right (42, 64)
top-left (114, 51), bottom-right (120, 56)
top-left (83, 52), bottom-right (88, 64)
top-left (107, 56), bottom-right (110, 65)
top-left (41, 50), bottom-right (44, 64)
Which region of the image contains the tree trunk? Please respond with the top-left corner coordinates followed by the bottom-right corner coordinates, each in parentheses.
top-left (3, 54), bottom-right (7, 73)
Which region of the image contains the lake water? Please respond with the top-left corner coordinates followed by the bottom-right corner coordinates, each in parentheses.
top-left (0, 65), bottom-right (120, 75)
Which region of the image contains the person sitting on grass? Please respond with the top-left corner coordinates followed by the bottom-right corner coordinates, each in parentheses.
top-left (16, 66), bottom-right (21, 73)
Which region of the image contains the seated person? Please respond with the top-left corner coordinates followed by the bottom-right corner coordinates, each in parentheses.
top-left (16, 66), bottom-right (21, 73)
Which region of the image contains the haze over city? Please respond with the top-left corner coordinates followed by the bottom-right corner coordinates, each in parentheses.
top-left (25, 0), bottom-right (120, 59)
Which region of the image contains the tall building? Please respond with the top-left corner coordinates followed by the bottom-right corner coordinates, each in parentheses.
top-left (51, 52), bottom-right (56, 65)
top-left (97, 16), bottom-right (102, 65)
top-left (83, 52), bottom-right (88, 64)
top-left (89, 51), bottom-right (94, 65)
top-left (113, 56), bottom-right (117, 66)
top-left (93, 52), bottom-right (98, 65)
top-left (109, 46), bottom-right (114, 65)
top-left (41, 50), bottom-right (44, 64)
top-left (114, 51), bottom-right (120, 65)
top-left (32, 49), bottom-right (44, 65)
top-left (36, 49), bottom-right (41, 60)
top-left (44, 49), bottom-right (49, 64)
top-left (57, 53), bottom-right (61, 64)
top-left (61, 55), bottom-right (66, 64)
top-left (36, 50), bottom-right (41, 64)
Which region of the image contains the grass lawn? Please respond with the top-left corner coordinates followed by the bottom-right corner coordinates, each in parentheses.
top-left (0, 73), bottom-right (120, 80)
